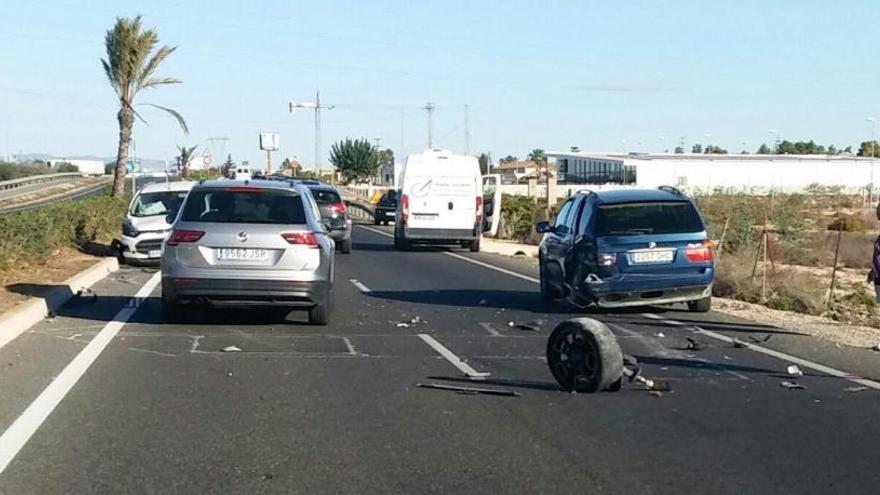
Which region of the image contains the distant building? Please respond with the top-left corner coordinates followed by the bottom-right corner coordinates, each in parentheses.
top-left (547, 151), bottom-right (877, 193)
top-left (491, 160), bottom-right (539, 184)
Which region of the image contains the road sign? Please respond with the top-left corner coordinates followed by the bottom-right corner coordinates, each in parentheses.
top-left (260, 132), bottom-right (280, 151)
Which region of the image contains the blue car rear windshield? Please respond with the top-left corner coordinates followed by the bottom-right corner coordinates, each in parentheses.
top-left (181, 189), bottom-right (307, 224)
top-left (597, 201), bottom-right (704, 236)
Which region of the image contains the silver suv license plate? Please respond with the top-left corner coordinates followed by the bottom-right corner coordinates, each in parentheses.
top-left (217, 248), bottom-right (269, 261)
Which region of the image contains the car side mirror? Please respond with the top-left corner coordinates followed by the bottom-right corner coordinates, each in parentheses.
top-left (165, 212), bottom-right (176, 225)
top-left (535, 221), bottom-right (554, 234)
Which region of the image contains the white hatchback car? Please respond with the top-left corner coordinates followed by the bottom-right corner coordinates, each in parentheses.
top-left (116, 181), bottom-right (195, 264)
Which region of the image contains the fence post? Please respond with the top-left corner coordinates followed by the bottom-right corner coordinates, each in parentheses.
top-left (827, 223), bottom-right (843, 307)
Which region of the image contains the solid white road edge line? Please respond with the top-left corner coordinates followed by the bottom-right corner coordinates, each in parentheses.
top-left (358, 225), bottom-right (541, 285)
top-left (0, 272), bottom-right (161, 475)
top-left (641, 312), bottom-right (880, 390)
top-left (418, 333), bottom-right (491, 379)
top-left (359, 224), bottom-right (878, 389)
top-left (349, 279), bottom-right (372, 293)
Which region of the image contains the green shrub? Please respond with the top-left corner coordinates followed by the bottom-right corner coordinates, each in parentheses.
top-left (499, 194), bottom-right (539, 244)
top-left (0, 196), bottom-right (127, 271)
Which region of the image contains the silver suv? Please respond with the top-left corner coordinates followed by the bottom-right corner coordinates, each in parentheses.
top-left (161, 180), bottom-right (335, 325)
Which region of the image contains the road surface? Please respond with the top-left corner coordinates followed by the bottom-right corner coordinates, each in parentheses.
top-left (1, 224), bottom-right (879, 494)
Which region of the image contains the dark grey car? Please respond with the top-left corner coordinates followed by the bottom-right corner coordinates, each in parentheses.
top-left (300, 182), bottom-right (353, 254)
top-left (161, 180), bottom-right (336, 325)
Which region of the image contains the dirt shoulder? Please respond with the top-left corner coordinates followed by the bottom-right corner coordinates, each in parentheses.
top-left (713, 297), bottom-right (880, 349)
top-left (0, 248), bottom-right (103, 314)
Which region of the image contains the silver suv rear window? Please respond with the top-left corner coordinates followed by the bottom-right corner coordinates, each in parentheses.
top-left (181, 188), bottom-right (307, 224)
top-left (597, 201), bottom-right (704, 236)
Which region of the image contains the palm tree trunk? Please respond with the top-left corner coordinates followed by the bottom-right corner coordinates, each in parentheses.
top-left (111, 106), bottom-right (134, 198)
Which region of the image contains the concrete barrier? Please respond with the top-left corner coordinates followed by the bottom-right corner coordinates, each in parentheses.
top-left (0, 257), bottom-right (119, 350)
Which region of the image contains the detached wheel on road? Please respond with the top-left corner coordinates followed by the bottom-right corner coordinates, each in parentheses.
top-left (546, 318), bottom-right (623, 393)
top-left (308, 291), bottom-right (333, 326)
top-left (688, 296), bottom-right (712, 313)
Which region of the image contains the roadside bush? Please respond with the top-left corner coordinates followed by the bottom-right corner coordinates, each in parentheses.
top-left (0, 196), bottom-right (127, 271)
top-left (827, 215), bottom-right (866, 233)
top-left (714, 251), bottom-right (826, 316)
top-left (499, 194), bottom-right (539, 244)
top-left (0, 161), bottom-right (52, 181)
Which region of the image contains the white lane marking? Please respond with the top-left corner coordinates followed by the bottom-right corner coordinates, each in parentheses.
top-left (189, 335), bottom-right (203, 354)
top-left (349, 279), bottom-right (372, 293)
top-left (359, 225), bottom-right (393, 238)
top-left (342, 336), bottom-right (358, 356)
top-left (443, 252), bottom-right (540, 284)
top-left (418, 333), bottom-right (491, 379)
top-left (478, 322), bottom-right (503, 337)
top-left (0, 272), bottom-right (161, 475)
top-left (358, 225), bottom-right (541, 284)
top-left (127, 347), bottom-right (177, 358)
top-left (641, 313), bottom-right (880, 390)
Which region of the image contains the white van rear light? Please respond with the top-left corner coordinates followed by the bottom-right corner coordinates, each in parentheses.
top-left (401, 194), bottom-right (410, 222)
top-left (475, 196), bottom-right (483, 223)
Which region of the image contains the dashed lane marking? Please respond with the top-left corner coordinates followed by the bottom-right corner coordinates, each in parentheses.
top-left (349, 279), bottom-right (372, 293)
top-left (418, 333), bottom-right (491, 379)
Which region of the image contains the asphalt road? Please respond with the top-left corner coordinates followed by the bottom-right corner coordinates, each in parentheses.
top-left (2, 224), bottom-right (880, 494)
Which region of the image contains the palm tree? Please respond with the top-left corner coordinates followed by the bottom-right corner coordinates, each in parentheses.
top-left (102, 16), bottom-right (188, 197)
top-left (176, 145), bottom-right (198, 178)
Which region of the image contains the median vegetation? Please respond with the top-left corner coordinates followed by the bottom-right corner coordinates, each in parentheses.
top-left (0, 196), bottom-right (126, 272)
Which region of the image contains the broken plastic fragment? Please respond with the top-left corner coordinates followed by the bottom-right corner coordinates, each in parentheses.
top-left (221, 345), bottom-right (242, 353)
top-left (655, 332), bottom-right (666, 338)
top-left (780, 381), bottom-right (805, 390)
top-left (396, 322), bottom-right (410, 328)
top-left (786, 365), bottom-right (803, 377)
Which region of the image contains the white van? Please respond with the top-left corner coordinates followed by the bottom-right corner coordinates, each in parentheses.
top-left (394, 149), bottom-right (483, 252)
top-left (233, 166), bottom-right (252, 181)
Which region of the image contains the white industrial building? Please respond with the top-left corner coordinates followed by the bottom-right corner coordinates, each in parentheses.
top-left (547, 152), bottom-right (877, 193)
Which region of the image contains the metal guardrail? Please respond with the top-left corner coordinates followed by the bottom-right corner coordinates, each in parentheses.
top-left (0, 178), bottom-right (111, 214)
top-left (0, 172), bottom-right (85, 192)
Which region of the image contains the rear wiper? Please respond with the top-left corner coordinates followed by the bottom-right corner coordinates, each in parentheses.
top-left (608, 228), bottom-right (653, 235)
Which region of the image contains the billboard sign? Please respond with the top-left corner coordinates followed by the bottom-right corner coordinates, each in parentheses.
top-left (259, 132), bottom-right (279, 151)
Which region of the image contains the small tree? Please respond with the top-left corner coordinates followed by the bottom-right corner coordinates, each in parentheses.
top-left (674, 146), bottom-right (684, 154)
top-left (691, 144), bottom-right (703, 154)
top-left (329, 138), bottom-right (379, 184)
top-left (757, 143), bottom-right (772, 154)
top-left (176, 145), bottom-right (197, 178)
top-left (478, 153), bottom-right (491, 175)
top-left (858, 140), bottom-right (880, 158)
top-left (499, 155), bottom-right (518, 164)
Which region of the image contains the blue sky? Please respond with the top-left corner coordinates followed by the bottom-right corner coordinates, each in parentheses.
top-left (1, 0), bottom-right (878, 168)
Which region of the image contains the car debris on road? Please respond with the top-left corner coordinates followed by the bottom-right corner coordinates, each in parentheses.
top-left (221, 345), bottom-right (242, 353)
top-left (417, 382), bottom-right (521, 397)
top-left (786, 365), bottom-right (804, 377)
top-left (780, 381), bottom-right (806, 390)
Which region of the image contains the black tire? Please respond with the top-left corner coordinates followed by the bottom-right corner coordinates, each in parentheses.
top-left (308, 291), bottom-right (333, 325)
top-left (374, 216), bottom-right (381, 225)
top-left (546, 318), bottom-right (624, 393)
top-left (394, 228), bottom-right (409, 251)
top-left (688, 296), bottom-right (712, 313)
top-left (340, 238), bottom-right (352, 254)
top-left (469, 238), bottom-right (480, 253)
top-left (539, 260), bottom-right (564, 300)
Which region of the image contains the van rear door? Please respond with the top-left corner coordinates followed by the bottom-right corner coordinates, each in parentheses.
top-left (406, 173), bottom-right (478, 231)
